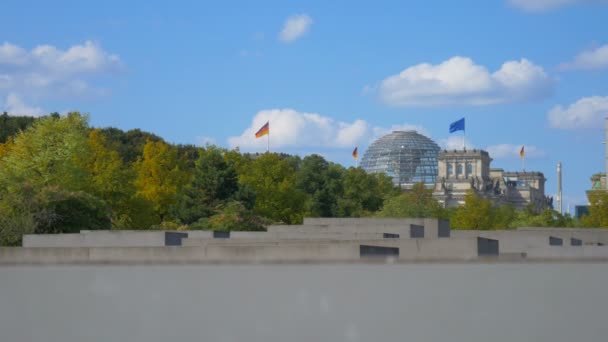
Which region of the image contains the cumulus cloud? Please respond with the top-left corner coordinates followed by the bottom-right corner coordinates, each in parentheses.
top-left (2, 93), bottom-right (44, 116)
top-left (508, 0), bottom-right (607, 11)
top-left (371, 124), bottom-right (431, 141)
top-left (486, 144), bottom-right (545, 159)
top-left (547, 96), bottom-right (608, 129)
top-left (279, 14), bottom-right (312, 43)
top-left (374, 56), bottom-right (553, 107)
top-left (0, 40), bottom-right (122, 101)
top-left (228, 109), bottom-right (368, 150)
top-left (438, 136), bottom-right (475, 150)
top-left (560, 44), bottom-right (608, 70)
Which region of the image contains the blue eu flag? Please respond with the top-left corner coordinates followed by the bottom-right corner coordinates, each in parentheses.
top-left (449, 118), bottom-right (465, 133)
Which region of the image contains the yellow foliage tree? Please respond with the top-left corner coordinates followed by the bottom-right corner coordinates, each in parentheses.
top-left (134, 140), bottom-right (191, 222)
top-left (451, 190), bottom-right (494, 230)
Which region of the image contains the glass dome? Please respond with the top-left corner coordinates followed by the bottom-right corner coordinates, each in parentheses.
top-left (360, 130), bottom-right (440, 187)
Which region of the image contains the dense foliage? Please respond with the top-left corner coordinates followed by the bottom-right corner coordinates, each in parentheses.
top-left (0, 113), bottom-right (603, 245)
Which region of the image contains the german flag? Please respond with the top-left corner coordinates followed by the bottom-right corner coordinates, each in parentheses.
top-left (255, 121), bottom-right (269, 138)
top-left (352, 147), bottom-right (358, 159)
top-left (520, 146), bottom-right (525, 158)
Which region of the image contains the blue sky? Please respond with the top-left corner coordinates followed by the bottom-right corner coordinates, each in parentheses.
top-left (1, 0), bottom-right (608, 211)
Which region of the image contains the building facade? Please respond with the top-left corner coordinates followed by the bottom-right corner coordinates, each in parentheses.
top-left (432, 149), bottom-right (551, 211)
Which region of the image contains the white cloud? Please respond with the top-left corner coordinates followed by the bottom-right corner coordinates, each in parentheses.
top-left (371, 124), bottom-right (431, 141)
top-left (486, 144), bottom-right (545, 159)
top-left (2, 93), bottom-right (44, 116)
top-left (0, 42), bottom-right (28, 66)
top-left (508, 0), bottom-right (607, 11)
top-left (279, 14), bottom-right (312, 43)
top-left (228, 109), bottom-right (368, 151)
top-left (0, 40), bottom-right (122, 101)
top-left (560, 44), bottom-right (608, 70)
top-left (547, 96), bottom-right (608, 129)
top-left (438, 136), bottom-right (475, 150)
top-left (229, 109), bottom-right (442, 156)
top-left (374, 56), bottom-right (553, 107)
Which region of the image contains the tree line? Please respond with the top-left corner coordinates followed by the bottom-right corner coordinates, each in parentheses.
top-left (0, 113), bottom-right (606, 245)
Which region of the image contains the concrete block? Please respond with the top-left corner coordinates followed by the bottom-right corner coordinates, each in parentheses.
top-left (23, 231), bottom-right (187, 248)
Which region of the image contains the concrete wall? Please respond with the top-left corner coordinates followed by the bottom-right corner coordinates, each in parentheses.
top-left (203, 231), bottom-right (392, 241)
top-left (451, 230), bottom-right (607, 253)
top-left (23, 231), bottom-right (187, 248)
top-left (2, 237), bottom-right (481, 264)
top-left (268, 218), bottom-right (448, 239)
top-left (301, 218), bottom-right (448, 228)
top-left (0, 244), bottom-right (357, 264)
top-left (526, 245), bottom-right (608, 260)
top-left (517, 228), bottom-right (608, 244)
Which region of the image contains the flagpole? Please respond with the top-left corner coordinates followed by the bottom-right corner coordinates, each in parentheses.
top-left (463, 120), bottom-right (466, 150)
top-left (462, 129), bottom-right (467, 151)
top-left (267, 130), bottom-right (270, 153)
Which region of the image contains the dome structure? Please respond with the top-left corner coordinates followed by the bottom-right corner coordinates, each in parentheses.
top-left (360, 130), bottom-right (440, 187)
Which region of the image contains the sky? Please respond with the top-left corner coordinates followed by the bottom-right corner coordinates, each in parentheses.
top-left (1, 0), bottom-right (608, 211)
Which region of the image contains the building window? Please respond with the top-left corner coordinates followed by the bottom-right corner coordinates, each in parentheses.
top-left (456, 164), bottom-right (463, 176)
top-left (448, 164), bottom-right (453, 176)
top-left (466, 163), bottom-right (473, 176)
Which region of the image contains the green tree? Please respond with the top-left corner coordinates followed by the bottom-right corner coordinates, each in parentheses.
top-left (581, 191), bottom-right (608, 227)
top-left (0, 112), bottom-right (91, 193)
top-left (451, 191), bottom-right (494, 229)
top-left (335, 167), bottom-right (396, 217)
top-left (491, 203), bottom-right (517, 229)
top-left (0, 112), bottom-right (37, 143)
top-left (83, 129), bottom-right (158, 229)
top-left (296, 155), bottom-right (344, 217)
top-left (99, 127), bottom-right (164, 163)
top-left (171, 146), bottom-right (241, 224)
top-left (377, 182), bottom-right (446, 218)
top-left (0, 186), bottom-right (37, 246)
top-left (239, 153), bottom-right (306, 224)
top-left (33, 186), bottom-right (112, 234)
top-left (194, 201), bottom-right (268, 231)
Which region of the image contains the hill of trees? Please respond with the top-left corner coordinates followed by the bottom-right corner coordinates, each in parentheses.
top-left (0, 112), bottom-right (605, 246)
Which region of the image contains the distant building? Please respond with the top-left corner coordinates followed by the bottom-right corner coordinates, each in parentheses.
top-left (584, 117), bottom-right (608, 198)
top-left (360, 131), bottom-right (440, 188)
top-left (432, 149), bottom-right (551, 211)
top-left (588, 173), bottom-right (607, 192)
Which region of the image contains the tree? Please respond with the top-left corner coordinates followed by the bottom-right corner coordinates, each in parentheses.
top-left (99, 127), bottom-right (164, 163)
top-left (83, 129), bottom-right (158, 229)
top-left (335, 167), bottom-right (396, 217)
top-left (450, 191), bottom-right (494, 229)
top-left (581, 191), bottom-right (608, 227)
top-left (0, 112), bottom-right (91, 194)
top-left (491, 203), bottom-right (517, 229)
top-left (194, 201), bottom-right (268, 231)
top-left (171, 146), bottom-right (240, 224)
top-left (85, 129), bottom-right (134, 206)
top-left (239, 153), bottom-right (306, 224)
top-left (133, 140), bottom-right (191, 222)
top-left (33, 186), bottom-right (112, 234)
top-left (0, 112), bottom-right (36, 143)
top-left (0, 186), bottom-right (37, 246)
top-left (377, 182), bottom-right (446, 218)
top-left (295, 155), bottom-right (345, 217)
